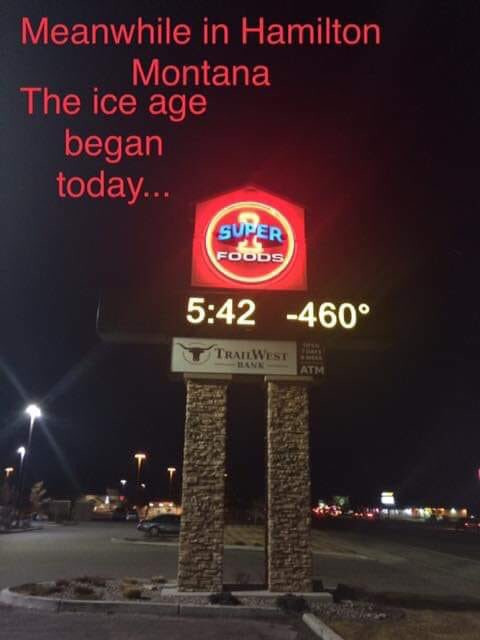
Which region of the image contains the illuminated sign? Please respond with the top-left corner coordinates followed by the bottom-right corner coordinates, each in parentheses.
top-left (171, 337), bottom-right (325, 377)
top-left (381, 491), bottom-right (395, 506)
top-left (172, 337), bottom-right (297, 375)
top-left (191, 187), bottom-right (307, 290)
top-left (97, 185), bottom-right (376, 346)
top-left (185, 296), bottom-right (370, 330)
top-left (97, 290), bottom-right (374, 344)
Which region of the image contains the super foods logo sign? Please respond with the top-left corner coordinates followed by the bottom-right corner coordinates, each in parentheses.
top-left (191, 187), bottom-right (307, 291)
top-left (205, 201), bottom-right (294, 284)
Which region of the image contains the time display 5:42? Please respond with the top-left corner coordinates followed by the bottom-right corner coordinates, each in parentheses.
top-left (186, 297), bottom-right (256, 326)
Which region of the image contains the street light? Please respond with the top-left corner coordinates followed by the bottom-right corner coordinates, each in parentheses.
top-left (25, 404), bottom-right (42, 421)
top-left (24, 404), bottom-right (41, 469)
top-left (4, 467), bottom-right (14, 479)
top-left (167, 467), bottom-right (176, 499)
top-left (120, 479), bottom-right (127, 487)
top-left (134, 453), bottom-right (146, 485)
top-left (15, 446), bottom-right (26, 523)
top-left (16, 404), bottom-right (42, 524)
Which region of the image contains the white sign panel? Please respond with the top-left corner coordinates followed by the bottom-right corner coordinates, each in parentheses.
top-left (381, 491), bottom-right (395, 506)
top-left (171, 338), bottom-right (298, 376)
top-left (297, 341), bottom-right (325, 377)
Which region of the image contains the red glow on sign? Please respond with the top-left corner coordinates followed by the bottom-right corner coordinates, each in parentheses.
top-left (191, 187), bottom-right (307, 290)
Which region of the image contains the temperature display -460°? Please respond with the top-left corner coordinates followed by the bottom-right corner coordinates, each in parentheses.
top-left (185, 296), bottom-right (370, 330)
top-left (286, 301), bottom-right (370, 330)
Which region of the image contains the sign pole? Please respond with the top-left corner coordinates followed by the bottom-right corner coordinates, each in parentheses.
top-left (265, 375), bottom-right (313, 592)
top-left (264, 389), bottom-right (269, 588)
top-left (177, 373), bottom-right (231, 592)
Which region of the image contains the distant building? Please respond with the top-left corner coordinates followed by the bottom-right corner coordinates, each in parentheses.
top-left (145, 501), bottom-right (182, 518)
top-left (380, 506), bottom-right (468, 522)
top-left (72, 493), bottom-right (182, 521)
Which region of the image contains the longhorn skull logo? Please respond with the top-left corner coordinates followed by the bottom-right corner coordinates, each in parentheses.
top-left (178, 343), bottom-right (217, 364)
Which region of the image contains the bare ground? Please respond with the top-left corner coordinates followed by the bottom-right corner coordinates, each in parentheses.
top-left (331, 610), bottom-right (480, 640)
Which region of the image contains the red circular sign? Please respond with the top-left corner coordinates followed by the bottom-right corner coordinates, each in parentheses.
top-left (204, 201), bottom-right (296, 284)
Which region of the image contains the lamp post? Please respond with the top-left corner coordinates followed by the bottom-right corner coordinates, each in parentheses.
top-left (4, 467), bottom-right (14, 479)
top-left (167, 467), bottom-right (176, 500)
top-left (134, 453), bottom-right (146, 486)
top-left (15, 446), bottom-right (26, 523)
top-left (16, 404), bottom-right (42, 524)
top-left (120, 479), bottom-right (127, 501)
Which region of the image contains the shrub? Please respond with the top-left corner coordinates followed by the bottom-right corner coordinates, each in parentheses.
top-left (123, 587), bottom-right (142, 600)
top-left (209, 591), bottom-right (240, 606)
top-left (74, 575), bottom-right (106, 587)
top-left (276, 593), bottom-right (309, 613)
top-left (333, 583), bottom-right (366, 603)
top-left (90, 577), bottom-right (106, 587)
top-left (55, 579), bottom-right (70, 588)
top-left (73, 584), bottom-right (95, 597)
top-left (14, 583), bottom-right (39, 594)
top-left (151, 575), bottom-right (166, 584)
top-left (15, 583), bottom-right (60, 597)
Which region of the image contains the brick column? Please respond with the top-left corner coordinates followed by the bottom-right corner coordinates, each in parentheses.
top-left (177, 375), bottom-right (229, 592)
top-left (266, 378), bottom-right (313, 592)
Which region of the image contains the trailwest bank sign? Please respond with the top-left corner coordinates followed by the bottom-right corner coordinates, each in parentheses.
top-left (171, 338), bottom-right (324, 377)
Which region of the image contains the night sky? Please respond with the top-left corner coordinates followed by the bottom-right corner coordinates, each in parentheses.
top-left (2, 1), bottom-right (479, 509)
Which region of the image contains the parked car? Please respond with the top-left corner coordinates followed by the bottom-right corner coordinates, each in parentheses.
top-left (31, 513), bottom-right (49, 521)
top-left (125, 510), bottom-right (139, 522)
top-left (137, 514), bottom-right (181, 536)
top-left (455, 517), bottom-right (480, 532)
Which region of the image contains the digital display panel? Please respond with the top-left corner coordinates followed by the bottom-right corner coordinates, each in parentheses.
top-left (185, 296), bottom-right (370, 329)
top-left (97, 289), bottom-right (378, 347)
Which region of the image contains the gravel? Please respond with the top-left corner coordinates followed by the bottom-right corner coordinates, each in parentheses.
top-left (311, 600), bottom-right (405, 623)
top-left (12, 578), bottom-right (403, 622)
top-left (13, 579), bottom-right (280, 608)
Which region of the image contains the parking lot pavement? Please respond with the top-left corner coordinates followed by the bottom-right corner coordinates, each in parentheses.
top-left (0, 522), bottom-right (264, 589)
top-left (2, 521), bottom-right (480, 602)
top-left (0, 606), bottom-right (305, 640)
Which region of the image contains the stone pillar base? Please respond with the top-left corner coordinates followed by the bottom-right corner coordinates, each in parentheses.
top-left (177, 377), bottom-right (229, 592)
top-left (267, 380), bottom-right (313, 592)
